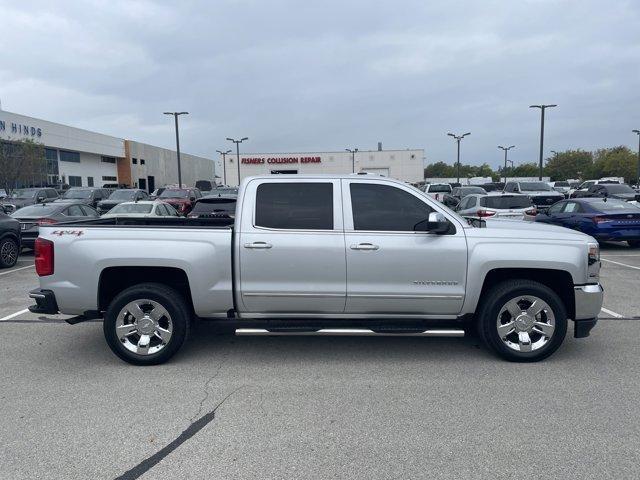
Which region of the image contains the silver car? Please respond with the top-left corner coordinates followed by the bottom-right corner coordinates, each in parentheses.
top-left (455, 193), bottom-right (537, 220)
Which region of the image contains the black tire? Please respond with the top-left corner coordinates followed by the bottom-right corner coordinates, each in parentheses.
top-left (103, 283), bottom-right (191, 365)
top-left (628, 240), bottom-right (640, 249)
top-left (0, 237), bottom-right (19, 268)
top-left (477, 279), bottom-right (567, 362)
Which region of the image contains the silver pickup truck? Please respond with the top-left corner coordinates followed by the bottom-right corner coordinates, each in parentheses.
top-left (29, 175), bottom-right (603, 365)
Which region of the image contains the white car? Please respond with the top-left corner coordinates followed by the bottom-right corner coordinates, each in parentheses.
top-left (455, 193), bottom-right (537, 221)
top-left (101, 201), bottom-right (179, 218)
top-left (422, 183), bottom-right (452, 202)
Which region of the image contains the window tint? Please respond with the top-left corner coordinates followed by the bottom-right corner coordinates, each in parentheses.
top-left (255, 183), bottom-right (333, 230)
top-left (46, 189), bottom-right (58, 198)
top-left (458, 197), bottom-right (472, 210)
top-left (79, 205), bottom-right (97, 216)
top-left (563, 202), bottom-right (582, 213)
top-left (481, 196), bottom-right (532, 209)
top-left (547, 202), bottom-right (565, 214)
top-left (66, 205), bottom-right (84, 216)
top-left (350, 183), bottom-right (432, 231)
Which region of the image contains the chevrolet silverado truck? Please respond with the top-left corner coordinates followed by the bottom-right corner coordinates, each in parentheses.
top-left (28, 175), bottom-right (603, 365)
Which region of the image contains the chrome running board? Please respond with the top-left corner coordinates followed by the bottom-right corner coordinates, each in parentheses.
top-left (235, 328), bottom-right (465, 337)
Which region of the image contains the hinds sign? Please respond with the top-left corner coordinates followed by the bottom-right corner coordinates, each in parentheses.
top-left (241, 156), bottom-right (321, 165)
top-left (0, 119), bottom-right (42, 138)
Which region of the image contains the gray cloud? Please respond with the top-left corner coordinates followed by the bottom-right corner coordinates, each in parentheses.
top-left (1, 0), bottom-right (639, 169)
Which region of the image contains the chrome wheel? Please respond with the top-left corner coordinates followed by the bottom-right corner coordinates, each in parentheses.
top-left (1, 239), bottom-right (18, 266)
top-left (115, 299), bottom-right (173, 355)
top-left (496, 295), bottom-right (555, 352)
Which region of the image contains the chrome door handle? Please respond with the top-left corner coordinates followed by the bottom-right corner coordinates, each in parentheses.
top-left (350, 243), bottom-right (379, 251)
top-left (244, 242), bottom-right (272, 249)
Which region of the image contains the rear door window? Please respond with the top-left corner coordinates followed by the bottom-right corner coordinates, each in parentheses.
top-left (255, 183), bottom-right (333, 230)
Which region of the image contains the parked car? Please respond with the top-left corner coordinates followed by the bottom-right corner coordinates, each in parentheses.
top-left (149, 187), bottom-right (165, 200)
top-left (481, 182), bottom-right (505, 192)
top-left (549, 181), bottom-right (571, 197)
top-left (535, 198), bottom-right (640, 247)
top-left (503, 181), bottom-right (564, 211)
top-left (101, 201), bottom-right (179, 218)
top-left (0, 211), bottom-right (21, 268)
top-left (451, 186), bottom-right (487, 201)
top-left (421, 183), bottom-right (452, 202)
top-left (29, 174), bottom-right (603, 365)
top-left (157, 188), bottom-right (202, 215)
top-left (0, 187), bottom-right (59, 214)
top-left (569, 179), bottom-right (620, 198)
top-left (54, 187), bottom-right (110, 208)
top-left (195, 180), bottom-right (213, 193)
top-left (573, 183), bottom-right (640, 202)
top-left (97, 189), bottom-right (148, 215)
top-left (187, 196), bottom-right (237, 219)
top-left (209, 187), bottom-right (239, 197)
top-left (455, 193), bottom-right (536, 220)
top-left (11, 202), bottom-right (99, 249)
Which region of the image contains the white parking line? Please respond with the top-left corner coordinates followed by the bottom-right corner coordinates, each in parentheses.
top-left (601, 258), bottom-right (640, 270)
top-left (0, 264), bottom-right (35, 276)
top-left (0, 309), bottom-right (30, 321)
top-left (601, 307), bottom-right (623, 318)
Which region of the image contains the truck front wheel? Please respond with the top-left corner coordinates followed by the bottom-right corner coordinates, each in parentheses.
top-left (477, 280), bottom-right (567, 362)
top-left (103, 283), bottom-right (190, 365)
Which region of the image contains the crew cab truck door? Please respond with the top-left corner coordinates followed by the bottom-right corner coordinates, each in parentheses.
top-left (342, 179), bottom-right (467, 315)
top-left (237, 178), bottom-right (346, 313)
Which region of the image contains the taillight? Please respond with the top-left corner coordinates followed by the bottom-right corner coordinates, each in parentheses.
top-left (477, 209), bottom-right (496, 217)
top-left (37, 218), bottom-right (57, 225)
top-left (524, 208), bottom-right (537, 216)
top-left (592, 216), bottom-right (611, 224)
top-left (35, 238), bottom-right (54, 276)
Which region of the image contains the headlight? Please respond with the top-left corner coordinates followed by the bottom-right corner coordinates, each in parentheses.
top-left (587, 242), bottom-right (600, 280)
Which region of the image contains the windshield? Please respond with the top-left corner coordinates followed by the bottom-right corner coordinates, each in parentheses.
top-left (428, 184), bottom-right (451, 193)
top-left (63, 189), bottom-right (92, 199)
top-left (460, 187), bottom-right (486, 195)
top-left (481, 196), bottom-right (532, 209)
top-left (108, 190), bottom-right (136, 200)
top-left (519, 182), bottom-right (552, 192)
top-left (191, 199), bottom-right (236, 214)
top-left (591, 199), bottom-right (640, 211)
top-left (603, 184), bottom-right (635, 194)
top-left (12, 204), bottom-right (59, 216)
top-left (579, 181), bottom-right (596, 189)
top-left (554, 181), bottom-right (569, 187)
top-left (160, 189), bottom-right (189, 198)
top-left (10, 189), bottom-right (38, 199)
top-left (110, 203), bottom-right (153, 214)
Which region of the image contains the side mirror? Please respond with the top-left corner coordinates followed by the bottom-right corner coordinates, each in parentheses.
top-left (414, 212), bottom-right (450, 234)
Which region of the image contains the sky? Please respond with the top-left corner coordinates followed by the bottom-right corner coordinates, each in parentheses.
top-left (1, 0), bottom-right (639, 170)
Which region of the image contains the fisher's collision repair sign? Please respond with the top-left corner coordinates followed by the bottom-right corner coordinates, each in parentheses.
top-left (241, 156), bottom-right (321, 165)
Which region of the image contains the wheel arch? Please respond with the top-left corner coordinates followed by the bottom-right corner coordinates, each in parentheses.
top-left (98, 266), bottom-right (193, 313)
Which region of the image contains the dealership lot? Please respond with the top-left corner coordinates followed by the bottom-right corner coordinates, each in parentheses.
top-left (1, 245), bottom-right (639, 479)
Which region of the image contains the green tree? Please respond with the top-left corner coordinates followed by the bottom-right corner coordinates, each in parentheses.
top-left (424, 161), bottom-right (456, 178)
top-left (590, 146), bottom-right (637, 183)
top-left (545, 149), bottom-right (593, 180)
top-left (0, 139), bottom-right (46, 192)
top-left (510, 162), bottom-right (539, 177)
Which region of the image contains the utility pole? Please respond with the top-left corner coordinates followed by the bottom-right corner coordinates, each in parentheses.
top-left (216, 149), bottom-right (231, 186)
top-left (530, 104), bottom-right (557, 180)
top-left (346, 148), bottom-right (358, 173)
top-left (633, 130), bottom-right (640, 188)
top-left (498, 145), bottom-right (515, 183)
top-left (447, 132), bottom-right (471, 183)
top-left (226, 137), bottom-right (248, 186)
top-left (163, 112), bottom-right (189, 186)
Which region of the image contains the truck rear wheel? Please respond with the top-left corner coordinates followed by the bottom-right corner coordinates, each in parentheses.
top-left (103, 283), bottom-right (190, 365)
top-left (477, 280), bottom-right (567, 362)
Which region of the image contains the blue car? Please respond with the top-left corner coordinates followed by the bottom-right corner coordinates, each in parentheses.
top-left (536, 197), bottom-right (640, 247)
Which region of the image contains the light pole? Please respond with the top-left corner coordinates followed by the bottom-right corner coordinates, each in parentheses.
top-left (498, 145), bottom-right (515, 183)
top-left (447, 132), bottom-right (471, 184)
top-left (345, 148), bottom-right (358, 173)
top-left (633, 130), bottom-right (640, 188)
top-left (216, 149), bottom-right (231, 186)
top-left (530, 104), bottom-right (557, 180)
top-left (163, 112), bottom-right (189, 186)
top-left (226, 137), bottom-right (248, 186)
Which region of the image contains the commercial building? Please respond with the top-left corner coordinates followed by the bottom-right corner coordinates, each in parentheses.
top-left (219, 148), bottom-right (425, 186)
top-left (0, 109), bottom-right (214, 192)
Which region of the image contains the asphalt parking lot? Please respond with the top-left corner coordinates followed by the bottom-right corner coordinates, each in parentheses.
top-left (1, 245), bottom-right (639, 479)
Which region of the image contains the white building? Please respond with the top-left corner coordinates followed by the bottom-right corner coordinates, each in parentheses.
top-left (219, 148), bottom-right (425, 186)
top-left (0, 109), bottom-right (215, 192)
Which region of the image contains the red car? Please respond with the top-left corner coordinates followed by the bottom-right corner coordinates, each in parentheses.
top-left (157, 188), bottom-right (202, 215)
